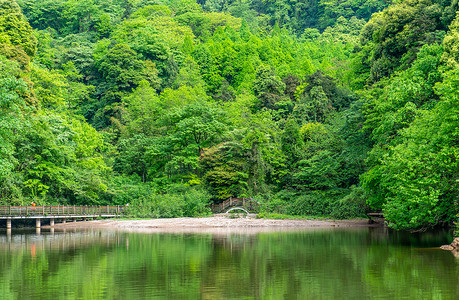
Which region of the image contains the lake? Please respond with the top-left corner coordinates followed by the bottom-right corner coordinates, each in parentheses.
top-left (0, 227), bottom-right (457, 299)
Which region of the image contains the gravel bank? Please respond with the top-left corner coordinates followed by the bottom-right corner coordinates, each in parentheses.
top-left (51, 215), bottom-right (380, 234)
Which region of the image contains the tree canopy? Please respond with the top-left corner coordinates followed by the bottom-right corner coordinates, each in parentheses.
top-left (1, 0), bottom-right (458, 230)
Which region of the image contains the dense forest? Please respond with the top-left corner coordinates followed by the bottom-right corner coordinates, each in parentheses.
top-left (1, 0), bottom-right (458, 230)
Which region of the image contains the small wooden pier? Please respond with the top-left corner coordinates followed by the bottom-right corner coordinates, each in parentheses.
top-left (367, 212), bottom-right (385, 224)
top-left (0, 205), bottom-right (123, 229)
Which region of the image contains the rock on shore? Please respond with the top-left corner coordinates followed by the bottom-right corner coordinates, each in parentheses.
top-left (440, 238), bottom-right (459, 256)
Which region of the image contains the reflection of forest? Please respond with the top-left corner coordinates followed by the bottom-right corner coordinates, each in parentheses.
top-left (199, 229), bottom-right (459, 299)
top-left (367, 226), bottom-right (454, 247)
top-left (0, 229), bottom-right (458, 299)
top-left (210, 233), bottom-right (258, 251)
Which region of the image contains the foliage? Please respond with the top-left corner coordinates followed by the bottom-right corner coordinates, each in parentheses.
top-left (1, 0), bottom-right (457, 230)
top-left (200, 141), bottom-right (249, 200)
top-left (442, 11), bottom-right (459, 69)
top-left (0, 55), bottom-right (27, 182)
top-left (0, 0), bottom-right (38, 57)
top-left (365, 69), bottom-right (459, 230)
top-left (257, 188), bottom-right (366, 219)
top-left (126, 187), bottom-right (212, 218)
top-left (351, 0), bottom-right (456, 85)
top-left (201, 0), bottom-right (388, 33)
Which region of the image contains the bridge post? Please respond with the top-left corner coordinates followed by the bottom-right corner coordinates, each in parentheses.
top-left (36, 219), bottom-right (41, 229)
top-left (6, 218), bottom-right (11, 230)
top-left (50, 218), bottom-right (55, 227)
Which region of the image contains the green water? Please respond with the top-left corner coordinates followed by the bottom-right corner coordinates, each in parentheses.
top-left (0, 227), bottom-right (457, 299)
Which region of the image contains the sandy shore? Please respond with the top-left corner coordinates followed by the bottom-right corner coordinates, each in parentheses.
top-left (50, 214), bottom-right (381, 234)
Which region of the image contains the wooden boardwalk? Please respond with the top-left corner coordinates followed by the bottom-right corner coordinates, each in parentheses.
top-left (0, 205), bottom-right (123, 229)
top-left (0, 205), bottom-right (123, 219)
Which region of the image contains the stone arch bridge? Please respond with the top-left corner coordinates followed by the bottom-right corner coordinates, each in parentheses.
top-left (210, 198), bottom-right (260, 214)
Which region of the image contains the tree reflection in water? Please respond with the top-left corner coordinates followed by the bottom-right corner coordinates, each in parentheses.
top-left (0, 228), bottom-right (456, 299)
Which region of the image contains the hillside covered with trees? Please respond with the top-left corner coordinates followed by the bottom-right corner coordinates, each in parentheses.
top-left (1, 0), bottom-right (458, 230)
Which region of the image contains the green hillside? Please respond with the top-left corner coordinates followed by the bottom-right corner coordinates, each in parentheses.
top-left (1, 0), bottom-right (458, 230)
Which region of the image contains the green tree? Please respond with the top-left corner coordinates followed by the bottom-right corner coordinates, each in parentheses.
top-left (0, 55), bottom-right (27, 181)
top-left (367, 69), bottom-right (459, 229)
top-left (91, 43), bottom-right (160, 128)
top-left (163, 100), bottom-right (228, 156)
top-left (0, 0), bottom-right (38, 57)
top-left (253, 64), bottom-right (288, 111)
top-left (362, 44), bottom-right (444, 212)
top-left (442, 11), bottom-right (459, 69)
top-left (200, 142), bottom-right (248, 200)
top-left (355, 0), bottom-right (454, 84)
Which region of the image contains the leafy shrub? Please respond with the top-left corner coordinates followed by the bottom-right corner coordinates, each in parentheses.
top-left (126, 186), bottom-right (212, 218)
top-left (330, 185), bottom-right (367, 219)
top-left (107, 176), bottom-right (154, 205)
top-left (182, 189), bottom-right (212, 217)
top-left (257, 188), bottom-right (366, 219)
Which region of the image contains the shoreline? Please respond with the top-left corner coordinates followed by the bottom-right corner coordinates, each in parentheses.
top-left (47, 215), bottom-right (383, 234)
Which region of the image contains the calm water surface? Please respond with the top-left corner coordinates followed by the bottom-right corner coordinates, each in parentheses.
top-left (0, 227), bottom-right (457, 299)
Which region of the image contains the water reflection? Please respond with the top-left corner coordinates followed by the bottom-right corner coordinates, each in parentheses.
top-left (0, 228), bottom-right (457, 299)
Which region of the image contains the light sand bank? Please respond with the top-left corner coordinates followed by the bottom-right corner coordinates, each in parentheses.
top-left (50, 215), bottom-right (382, 234)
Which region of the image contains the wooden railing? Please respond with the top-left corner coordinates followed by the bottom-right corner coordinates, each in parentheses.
top-left (0, 205), bottom-right (124, 218)
top-left (210, 198), bottom-right (260, 213)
